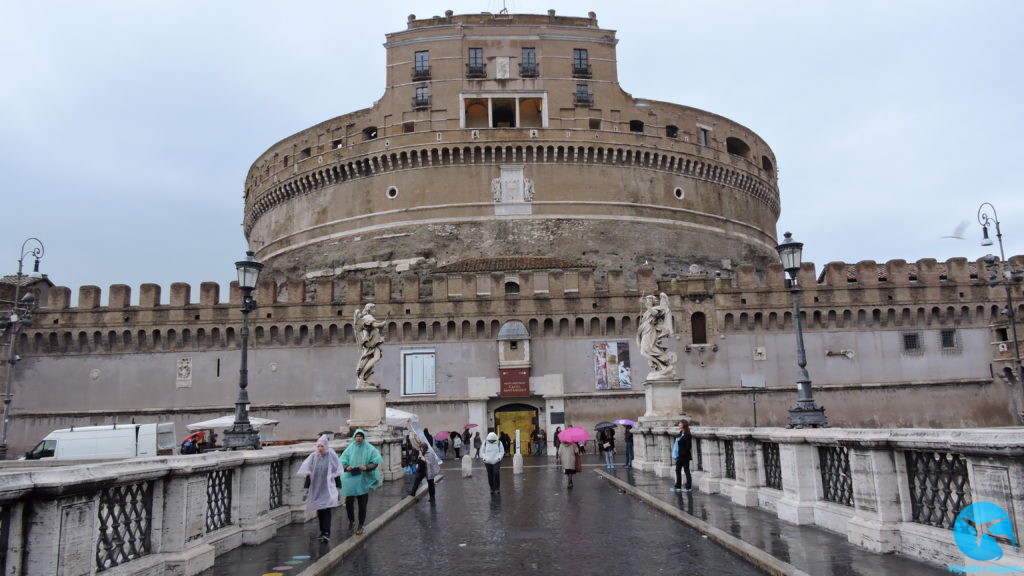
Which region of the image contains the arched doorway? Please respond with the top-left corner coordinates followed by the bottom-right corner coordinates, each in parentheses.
top-left (494, 403), bottom-right (538, 455)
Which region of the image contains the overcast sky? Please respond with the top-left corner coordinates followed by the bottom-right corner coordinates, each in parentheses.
top-left (2, 1), bottom-right (1022, 304)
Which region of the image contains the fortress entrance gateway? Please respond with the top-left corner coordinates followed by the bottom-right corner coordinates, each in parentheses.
top-left (494, 403), bottom-right (538, 455)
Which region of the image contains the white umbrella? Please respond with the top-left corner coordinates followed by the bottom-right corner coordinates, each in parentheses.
top-left (186, 415), bottom-right (279, 430)
top-left (385, 407), bottom-right (419, 427)
top-left (186, 415), bottom-right (279, 442)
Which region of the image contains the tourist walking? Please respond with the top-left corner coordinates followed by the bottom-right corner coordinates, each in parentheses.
top-left (538, 428), bottom-right (547, 456)
top-left (553, 427), bottom-right (562, 463)
top-left (557, 439), bottom-right (580, 489)
top-left (423, 428), bottom-right (433, 457)
top-left (473, 431), bottom-right (482, 459)
top-left (600, 427), bottom-right (615, 468)
top-left (340, 429), bottom-right (383, 535)
top-left (297, 434), bottom-right (342, 542)
top-left (672, 420), bottom-right (693, 492)
top-left (480, 432), bottom-right (505, 493)
top-left (409, 442), bottom-right (440, 502)
top-left (499, 431), bottom-right (512, 455)
top-left (453, 433), bottom-right (463, 458)
top-left (623, 425), bottom-right (634, 468)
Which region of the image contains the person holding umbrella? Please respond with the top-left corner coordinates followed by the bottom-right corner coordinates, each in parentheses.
top-left (623, 425), bottom-right (634, 468)
top-left (557, 435), bottom-right (580, 489)
top-left (340, 429), bottom-right (383, 535)
top-left (297, 434), bottom-right (342, 542)
top-left (595, 422), bottom-right (616, 469)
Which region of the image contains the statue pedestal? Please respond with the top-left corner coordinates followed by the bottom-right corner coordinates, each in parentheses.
top-left (633, 378), bottom-right (687, 474)
top-left (643, 378), bottom-right (683, 418)
top-left (347, 387), bottom-right (388, 429)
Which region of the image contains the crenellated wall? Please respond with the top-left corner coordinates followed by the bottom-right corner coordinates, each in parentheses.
top-left (6, 255), bottom-right (1020, 457)
top-left (26, 256), bottom-right (1023, 358)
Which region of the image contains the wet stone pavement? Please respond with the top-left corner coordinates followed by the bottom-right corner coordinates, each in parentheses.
top-left (206, 453), bottom-right (949, 576)
top-left (335, 455), bottom-right (764, 576)
top-left (602, 465), bottom-right (947, 576)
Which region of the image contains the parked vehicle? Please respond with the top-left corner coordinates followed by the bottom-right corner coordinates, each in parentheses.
top-left (23, 423), bottom-right (176, 460)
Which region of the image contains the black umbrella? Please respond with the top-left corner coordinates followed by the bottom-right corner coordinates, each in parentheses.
top-left (594, 421), bottom-right (616, 430)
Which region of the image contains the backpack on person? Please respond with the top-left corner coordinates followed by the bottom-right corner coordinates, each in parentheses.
top-left (453, 436), bottom-right (463, 449)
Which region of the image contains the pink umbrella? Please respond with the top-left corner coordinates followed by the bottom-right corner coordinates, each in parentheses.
top-left (463, 423), bottom-right (479, 430)
top-left (558, 426), bottom-right (590, 443)
top-left (432, 431), bottom-right (450, 442)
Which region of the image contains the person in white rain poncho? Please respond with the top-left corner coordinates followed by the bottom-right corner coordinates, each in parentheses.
top-left (297, 434), bottom-right (342, 542)
top-left (480, 432), bottom-right (505, 493)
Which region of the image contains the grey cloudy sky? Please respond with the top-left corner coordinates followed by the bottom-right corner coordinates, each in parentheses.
top-left (2, 1), bottom-right (1022, 303)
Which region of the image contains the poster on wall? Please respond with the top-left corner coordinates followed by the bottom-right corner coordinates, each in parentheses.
top-left (594, 341), bottom-right (632, 390)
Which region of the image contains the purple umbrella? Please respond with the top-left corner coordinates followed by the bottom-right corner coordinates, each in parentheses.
top-left (614, 419), bottom-right (636, 427)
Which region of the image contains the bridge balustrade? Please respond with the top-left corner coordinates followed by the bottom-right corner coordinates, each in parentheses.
top-left (681, 426), bottom-right (1023, 567)
top-left (0, 435), bottom-right (402, 576)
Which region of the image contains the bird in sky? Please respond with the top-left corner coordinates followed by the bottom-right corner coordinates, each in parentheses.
top-left (941, 220), bottom-right (969, 240)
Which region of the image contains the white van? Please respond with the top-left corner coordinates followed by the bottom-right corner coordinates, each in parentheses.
top-left (24, 423), bottom-right (176, 460)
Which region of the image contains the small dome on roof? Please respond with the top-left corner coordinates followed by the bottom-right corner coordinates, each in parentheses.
top-left (497, 320), bottom-right (530, 340)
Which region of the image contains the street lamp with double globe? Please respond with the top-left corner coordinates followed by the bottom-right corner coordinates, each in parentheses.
top-left (977, 202), bottom-right (1024, 420)
top-left (776, 232), bottom-right (829, 428)
top-left (1, 238), bottom-right (45, 459)
top-left (222, 250), bottom-right (264, 450)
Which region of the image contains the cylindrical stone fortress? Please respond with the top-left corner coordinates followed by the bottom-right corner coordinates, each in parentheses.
top-left (243, 11), bottom-right (780, 284)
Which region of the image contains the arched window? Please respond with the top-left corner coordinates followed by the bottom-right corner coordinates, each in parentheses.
top-left (363, 126), bottom-right (378, 140)
top-left (505, 281), bottom-right (520, 295)
top-left (666, 125), bottom-right (679, 138)
top-left (726, 137), bottom-right (751, 159)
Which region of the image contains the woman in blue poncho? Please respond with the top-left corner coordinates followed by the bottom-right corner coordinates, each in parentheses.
top-left (340, 428), bottom-right (383, 535)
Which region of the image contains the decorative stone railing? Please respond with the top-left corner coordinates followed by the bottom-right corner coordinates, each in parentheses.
top-left (636, 426), bottom-right (1024, 570)
top-left (0, 434), bottom-right (403, 576)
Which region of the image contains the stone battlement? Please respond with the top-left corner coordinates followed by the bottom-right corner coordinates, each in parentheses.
top-left (40, 255), bottom-right (1022, 312)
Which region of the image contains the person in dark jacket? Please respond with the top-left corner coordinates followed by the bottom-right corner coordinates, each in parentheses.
top-left (600, 427), bottom-right (615, 469)
top-left (672, 420), bottom-right (693, 492)
top-left (499, 431), bottom-right (512, 455)
top-left (623, 425), bottom-right (634, 468)
top-left (473, 431), bottom-right (482, 459)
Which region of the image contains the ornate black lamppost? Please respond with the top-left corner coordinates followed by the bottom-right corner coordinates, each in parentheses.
top-left (978, 203), bottom-right (1024, 418)
top-left (222, 250), bottom-right (264, 450)
top-left (1, 238), bottom-right (45, 459)
top-left (776, 232), bottom-right (828, 428)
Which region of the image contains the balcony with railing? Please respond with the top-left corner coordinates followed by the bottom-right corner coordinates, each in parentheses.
top-left (466, 63), bottom-right (487, 79)
top-left (412, 95), bottom-right (431, 110)
top-left (519, 63), bottom-right (539, 78)
top-left (573, 92), bottom-right (593, 107)
top-left (411, 66), bottom-right (431, 81)
top-left (572, 64), bottom-right (592, 78)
